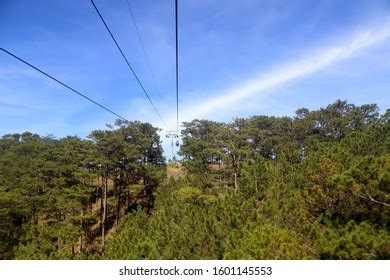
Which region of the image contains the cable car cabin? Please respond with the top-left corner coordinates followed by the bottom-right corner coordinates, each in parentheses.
top-left (152, 142), bottom-right (159, 150)
top-left (175, 140), bottom-right (180, 147)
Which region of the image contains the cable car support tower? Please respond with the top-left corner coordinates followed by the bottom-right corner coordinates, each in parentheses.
top-left (166, 0), bottom-right (180, 162)
top-left (166, 130), bottom-right (179, 161)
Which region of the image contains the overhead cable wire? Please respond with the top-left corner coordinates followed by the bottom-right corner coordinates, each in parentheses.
top-left (175, 0), bottom-right (179, 133)
top-left (125, 0), bottom-right (162, 100)
top-left (0, 48), bottom-right (129, 122)
top-left (91, 0), bottom-right (168, 130)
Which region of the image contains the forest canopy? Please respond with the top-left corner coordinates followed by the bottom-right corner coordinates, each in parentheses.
top-left (0, 100), bottom-right (389, 259)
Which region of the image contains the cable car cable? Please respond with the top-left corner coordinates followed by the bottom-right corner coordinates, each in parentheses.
top-left (175, 0), bottom-right (179, 133)
top-left (125, 0), bottom-right (162, 99)
top-left (0, 48), bottom-right (129, 122)
top-left (91, 0), bottom-right (168, 129)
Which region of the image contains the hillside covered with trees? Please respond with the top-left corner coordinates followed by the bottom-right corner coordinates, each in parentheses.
top-left (0, 100), bottom-right (389, 259)
top-left (0, 120), bottom-right (165, 259)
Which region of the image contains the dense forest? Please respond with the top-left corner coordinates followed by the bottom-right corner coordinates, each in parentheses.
top-left (0, 120), bottom-right (165, 259)
top-left (0, 100), bottom-right (389, 259)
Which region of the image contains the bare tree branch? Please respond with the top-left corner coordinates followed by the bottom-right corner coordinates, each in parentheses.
top-left (355, 191), bottom-right (390, 208)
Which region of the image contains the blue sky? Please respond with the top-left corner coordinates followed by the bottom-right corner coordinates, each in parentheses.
top-left (1, 0), bottom-right (390, 154)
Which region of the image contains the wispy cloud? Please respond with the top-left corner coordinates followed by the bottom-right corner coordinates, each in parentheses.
top-left (168, 22), bottom-right (390, 128)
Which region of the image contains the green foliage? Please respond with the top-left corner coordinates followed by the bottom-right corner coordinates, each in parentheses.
top-left (306, 220), bottom-right (390, 259)
top-left (102, 100), bottom-right (388, 260)
top-left (0, 120), bottom-right (165, 259)
top-left (176, 186), bottom-right (217, 205)
top-left (103, 209), bottom-right (158, 259)
top-left (103, 179), bottom-right (315, 259)
top-left (224, 225), bottom-right (315, 259)
top-left (1, 101), bottom-right (389, 260)
top-left (14, 222), bottom-right (81, 260)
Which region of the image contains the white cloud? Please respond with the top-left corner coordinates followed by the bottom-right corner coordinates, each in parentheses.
top-left (166, 22), bottom-right (390, 129)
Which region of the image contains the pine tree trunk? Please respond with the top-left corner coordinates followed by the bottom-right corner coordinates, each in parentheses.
top-left (79, 209), bottom-right (83, 253)
top-left (232, 154), bottom-right (239, 191)
top-left (101, 169), bottom-right (108, 251)
top-left (233, 170), bottom-right (238, 191)
top-left (143, 175), bottom-right (147, 196)
top-left (126, 190), bottom-right (130, 210)
top-left (99, 175), bottom-right (103, 226)
top-left (116, 176), bottom-right (122, 227)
